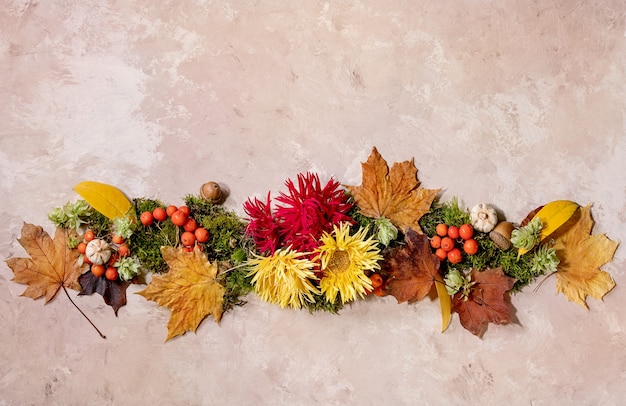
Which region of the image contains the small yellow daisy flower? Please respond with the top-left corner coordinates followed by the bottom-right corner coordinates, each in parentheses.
top-left (248, 248), bottom-right (319, 309)
top-left (316, 222), bottom-right (383, 304)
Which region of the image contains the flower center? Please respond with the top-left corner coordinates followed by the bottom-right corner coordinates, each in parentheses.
top-left (327, 249), bottom-right (350, 274)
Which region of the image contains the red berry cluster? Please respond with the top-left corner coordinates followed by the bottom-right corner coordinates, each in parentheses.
top-left (140, 205), bottom-right (210, 251)
top-left (78, 229), bottom-right (128, 281)
top-left (368, 272), bottom-right (387, 297)
top-left (430, 223), bottom-right (478, 264)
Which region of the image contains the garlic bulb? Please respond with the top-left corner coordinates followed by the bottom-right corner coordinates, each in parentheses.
top-left (85, 239), bottom-right (112, 265)
top-left (469, 203), bottom-right (499, 233)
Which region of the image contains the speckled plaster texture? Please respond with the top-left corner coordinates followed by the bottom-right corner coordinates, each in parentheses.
top-left (1, 1), bottom-right (625, 405)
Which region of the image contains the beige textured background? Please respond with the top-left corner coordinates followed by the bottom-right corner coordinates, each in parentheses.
top-left (1, 1), bottom-right (625, 405)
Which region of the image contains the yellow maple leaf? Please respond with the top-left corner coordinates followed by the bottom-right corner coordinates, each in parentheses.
top-left (346, 147), bottom-right (440, 234)
top-left (553, 205), bottom-right (619, 308)
top-left (6, 223), bottom-right (83, 302)
top-left (136, 246), bottom-right (225, 341)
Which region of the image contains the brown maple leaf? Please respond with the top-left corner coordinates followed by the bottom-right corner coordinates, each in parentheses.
top-left (78, 272), bottom-right (131, 316)
top-left (345, 147), bottom-right (440, 234)
top-left (6, 223), bottom-right (83, 302)
top-left (552, 205), bottom-right (619, 308)
top-left (136, 246), bottom-right (225, 342)
top-left (452, 268), bottom-right (516, 338)
top-left (382, 230), bottom-right (442, 303)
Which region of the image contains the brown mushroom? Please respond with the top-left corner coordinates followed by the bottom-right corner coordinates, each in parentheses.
top-left (489, 221), bottom-right (514, 250)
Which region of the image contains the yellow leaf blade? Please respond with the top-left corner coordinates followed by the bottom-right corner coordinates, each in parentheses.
top-left (518, 200), bottom-right (579, 256)
top-left (73, 181), bottom-right (132, 219)
top-left (434, 273), bottom-right (452, 332)
top-left (536, 200), bottom-right (579, 239)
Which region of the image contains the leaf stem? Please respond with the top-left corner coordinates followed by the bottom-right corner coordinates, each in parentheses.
top-left (532, 271), bottom-right (557, 293)
top-left (62, 286), bottom-right (106, 339)
top-left (220, 262), bottom-right (251, 275)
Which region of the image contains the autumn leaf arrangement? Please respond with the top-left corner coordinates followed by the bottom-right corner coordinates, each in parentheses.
top-left (5, 147), bottom-right (620, 341)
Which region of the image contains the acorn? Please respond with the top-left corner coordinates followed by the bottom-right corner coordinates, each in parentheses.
top-left (489, 221), bottom-right (514, 250)
top-left (200, 182), bottom-right (222, 202)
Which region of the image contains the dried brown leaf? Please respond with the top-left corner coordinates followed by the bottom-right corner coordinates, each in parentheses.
top-left (346, 147), bottom-right (440, 234)
top-left (452, 268), bottom-right (516, 337)
top-left (6, 223), bottom-right (83, 302)
top-left (382, 230), bottom-right (441, 303)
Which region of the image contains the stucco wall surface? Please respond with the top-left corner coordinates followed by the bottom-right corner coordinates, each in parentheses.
top-left (1, 1), bottom-right (625, 405)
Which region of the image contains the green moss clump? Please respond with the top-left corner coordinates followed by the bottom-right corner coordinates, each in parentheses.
top-left (184, 195), bottom-right (252, 263)
top-left (346, 201), bottom-right (403, 249)
top-left (220, 263), bottom-right (255, 312)
top-left (445, 235), bottom-right (542, 291)
top-left (419, 197), bottom-right (471, 235)
top-left (184, 195), bottom-right (256, 310)
top-left (303, 293), bottom-right (344, 314)
top-left (418, 197), bottom-right (544, 291)
top-left (129, 198), bottom-right (177, 274)
top-left (84, 207), bottom-right (113, 238)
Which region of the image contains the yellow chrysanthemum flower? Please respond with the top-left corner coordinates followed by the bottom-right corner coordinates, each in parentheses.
top-left (248, 248), bottom-right (319, 309)
top-left (316, 222), bottom-right (383, 304)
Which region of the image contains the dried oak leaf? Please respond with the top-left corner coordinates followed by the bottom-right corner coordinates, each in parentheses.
top-left (382, 230), bottom-right (442, 303)
top-left (452, 268), bottom-right (516, 338)
top-left (78, 272), bottom-right (130, 316)
top-left (552, 204), bottom-right (619, 308)
top-left (6, 223), bottom-right (83, 302)
top-left (136, 246), bottom-right (225, 342)
top-left (346, 147), bottom-right (440, 234)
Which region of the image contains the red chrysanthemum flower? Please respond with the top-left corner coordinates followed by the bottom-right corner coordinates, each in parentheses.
top-left (243, 192), bottom-right (282, 254)
top-left (243, 172), bottom-right (354, 255)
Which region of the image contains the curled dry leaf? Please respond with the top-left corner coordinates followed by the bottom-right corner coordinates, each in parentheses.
top-left (136, 246), bottom-right (225, 341)
top-left (346, 147), bottom-right (440, 234)
top-left (553, 205), bottom-right (618, 308)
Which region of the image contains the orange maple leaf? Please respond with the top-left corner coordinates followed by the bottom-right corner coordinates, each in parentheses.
top-left (452, 268), bottom-right (516, 338)
top-left (553, 205), bottom-right (619, 308)
top-left (6, 223), bottom-right (83, 302)
top-left (136, 246), bottom-right (225, 341)
top-left (345, 147), bottom-right (440, 234)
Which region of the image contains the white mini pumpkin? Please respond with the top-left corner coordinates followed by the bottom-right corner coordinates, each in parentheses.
top-left (85, 239), bottom-right (112, 265)
top-left (469, 203), bottom-right (499, 233)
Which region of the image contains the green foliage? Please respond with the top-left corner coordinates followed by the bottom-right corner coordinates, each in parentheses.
top-left (304, 293), bottom-right (344, 314)
top-left (443, 235), bottom-right (544, 292)
top-left (184, 195), bottom-right (251, 264)
top-left (184, 195), bottom-right (256, 311)
top-left (347, 203), bottom-right (403, 249)
top-left (419, 197), bottom-right (471, 235)
top-left (129, 198), bottom-right (176, 274)
top-left (85, 208), bottom-right (112, 238)
top-left (221, 264), bottom-right (254, 312)
top-left (48, 199), bottom-right (91, 231)
top-left (419, 197), bottom-right (544, 291)
top-left (134, 197), bottom-right (164, 213)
